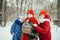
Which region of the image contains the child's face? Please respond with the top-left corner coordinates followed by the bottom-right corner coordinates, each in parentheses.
top-left (19, 16), bottom-right (24, 22)
top-left (27, 14), bottom-right (33, 18)
top-left (39, 14), bottom-right (45, 19)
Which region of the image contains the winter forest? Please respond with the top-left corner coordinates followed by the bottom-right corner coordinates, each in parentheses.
top-left (0, 0), bottom-right (60, 40)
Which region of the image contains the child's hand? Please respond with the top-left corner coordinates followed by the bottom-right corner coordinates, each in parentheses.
top-left (11, 33), bottom-right (14, 35)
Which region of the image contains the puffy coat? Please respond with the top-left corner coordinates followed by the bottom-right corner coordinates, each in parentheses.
top-left (10, 19), bottom-right (23, 40)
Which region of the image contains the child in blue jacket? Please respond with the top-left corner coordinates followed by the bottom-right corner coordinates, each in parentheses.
top-left (10, 19), bottom-right (23, 40)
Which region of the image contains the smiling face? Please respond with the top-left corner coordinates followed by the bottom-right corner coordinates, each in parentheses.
top-left (39, 14), bottom-right (45, 19)
top-left (27, 13), bottom-right (33, 18)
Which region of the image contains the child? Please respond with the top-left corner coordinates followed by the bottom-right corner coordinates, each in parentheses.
top-left (10, 18), bottom-right (23, 40)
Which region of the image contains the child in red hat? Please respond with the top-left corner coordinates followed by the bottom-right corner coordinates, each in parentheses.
top-left (22, 9), bottom-right (38, 40)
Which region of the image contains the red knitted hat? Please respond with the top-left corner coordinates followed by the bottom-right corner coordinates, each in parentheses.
top-left (39, 10), bottom-right (47, 16)
top-left (27, 9), bottom-right (34, 15)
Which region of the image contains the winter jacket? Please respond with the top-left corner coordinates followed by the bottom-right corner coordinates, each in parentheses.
top-left (10, 19), bottom-right (23, 40)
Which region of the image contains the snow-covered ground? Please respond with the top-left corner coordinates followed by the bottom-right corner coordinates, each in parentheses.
top-left (0, 21), bottom-right (13, 40)
top-left (51, 23), bottom-right (60, 40)
top-left (0, 21), bottom-right (60, 40)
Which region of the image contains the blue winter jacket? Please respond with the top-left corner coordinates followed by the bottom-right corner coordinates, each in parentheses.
top-left (10, 19), bottom-right (23, 36)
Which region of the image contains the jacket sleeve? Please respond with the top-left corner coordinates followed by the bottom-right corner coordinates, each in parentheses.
top-left (33, 21), bottom-right (50, 34)
top-left (10, 22), bottom-right (16, 34)
top-left (29, 16), bottom-right (50, 34)
top-left (29, 17), bottom-right (38, 24)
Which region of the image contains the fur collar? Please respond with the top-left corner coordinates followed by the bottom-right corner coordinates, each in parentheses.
top-left (38, 18), bottom-right (50, 24)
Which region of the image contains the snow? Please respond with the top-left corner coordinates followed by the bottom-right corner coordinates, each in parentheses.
top-left (0, 21), bottom-right (13, 40)
top-left (51, 23), bottom-right (60, 40)
top-left (0, 21), bottom-right (60, 40)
